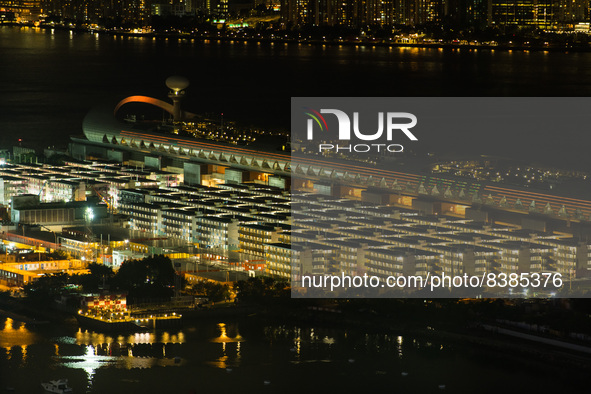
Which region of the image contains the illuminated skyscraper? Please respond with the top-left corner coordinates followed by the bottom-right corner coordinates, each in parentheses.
top-left (446, 0), bottom-right (491, 28)
top-left (283, 0), bottom-right (448, 27)
top-left (0, 0), bottom-right (42, 21)
top-left (554, 0), bottom-right (588, 26)
top-left (491, 0), bottom-right (555, 29)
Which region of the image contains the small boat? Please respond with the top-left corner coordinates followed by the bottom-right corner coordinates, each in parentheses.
top-left (41, 379), bottom-right (72, 393)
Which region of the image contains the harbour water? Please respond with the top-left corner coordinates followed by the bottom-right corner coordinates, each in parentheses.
top-left (2, 27), bottom-right (591, 169)
top-left (0, 315), bottom-right (588, 393)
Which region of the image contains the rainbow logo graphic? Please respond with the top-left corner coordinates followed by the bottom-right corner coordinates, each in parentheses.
top-left (303, 107), bottom-right (329, 132)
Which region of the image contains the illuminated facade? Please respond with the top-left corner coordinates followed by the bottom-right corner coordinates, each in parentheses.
top-left (491, 0), bottom-right (555, 29)
top-left (0, 258), bottom-right (88, 287)
top-left (291, 194), bottom-right (591, 281)
top-left (40, 0), bottom-right (150, 23)
top-left (238, 224), bottom-right (283, 257)
top-left (282, 0), bottom-right (446, 27)
top-left (365, 247), bottom-right (440, 278)
top-left (0, 0), bottom-right (42, 22)
top-left (195, 216), bottom-right (240, 251)
top-left (280, 0), bottom-right (590, 28)
top-left (446, 0), bottom-right (491, 28)
top-left (264, 242), bottom-right (291, 278)
top-left (81, 293), bottom-right (127, 312)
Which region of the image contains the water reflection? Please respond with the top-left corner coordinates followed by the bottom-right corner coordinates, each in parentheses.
top-left (52, 328), bottom-right (189, 390)
top-left (0, 315), bottom-right (588, 394)
top-left (0, 317), bottom-right (438, 386)
top-left (0, 317), bottom-right (39, 351)
top-left (21, 344), bottom-right (27, 365)
top-left (59, 344), bottom-right (115, 391)
top-left (211, 322), bottom-right (243, 343)
top-left (73, 329), bottom-right (185, 346)
top-left (262, 325), bottom-right (416, 365)
top-left (208, 323), bottom-right (245, 369)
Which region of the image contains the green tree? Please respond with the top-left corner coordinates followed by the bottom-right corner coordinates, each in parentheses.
top-left (24, 272), bottom-right (72, 305)
top-left (78, 263), bottom-right (115, 292)
top-left (192, 281), bottom-right (231, 302)
top-left (113, 255), bottom-right (178, 300)
top-left (234, 277), bottom-right (289, 302)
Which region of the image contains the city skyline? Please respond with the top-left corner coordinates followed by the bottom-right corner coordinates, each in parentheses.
top-left (2, 0), bottom-right (591, 30)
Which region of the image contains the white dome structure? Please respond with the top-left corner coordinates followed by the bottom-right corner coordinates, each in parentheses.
top-left (166, 76), bottom-right (190, 92)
